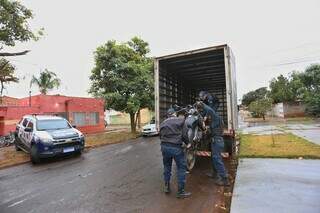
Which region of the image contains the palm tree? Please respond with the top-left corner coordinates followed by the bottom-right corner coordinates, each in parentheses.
top-left (30, 69), bottom-right (61, 95)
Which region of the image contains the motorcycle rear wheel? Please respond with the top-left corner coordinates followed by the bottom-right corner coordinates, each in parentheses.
top-left (186, 148), bottom-right (196, 171)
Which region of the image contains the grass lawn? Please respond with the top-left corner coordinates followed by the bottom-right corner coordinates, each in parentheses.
top-left (0, 146), bottom-right (29, 169)
top-left (85, 131), bottom-right (140, 148)
top-left (0, 131), bottom-right (139, 170)
top-left (239, 133), bottom-right (320, 159)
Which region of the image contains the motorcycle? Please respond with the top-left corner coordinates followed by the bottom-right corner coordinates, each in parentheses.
top-left (174, 104), bottom-right (208, 171)
top-left (0, 132), bottom-right (15, 148)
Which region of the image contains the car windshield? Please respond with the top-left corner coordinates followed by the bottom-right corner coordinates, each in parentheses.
top-left (37, 119), bottom-right (71, 131)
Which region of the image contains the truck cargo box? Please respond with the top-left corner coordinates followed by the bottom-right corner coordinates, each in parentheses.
top-left (154, 44), bottom-right (238, 154)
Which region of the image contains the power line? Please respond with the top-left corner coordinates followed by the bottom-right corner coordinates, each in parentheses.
top-left (268, 42), bottom-right (320, 55)
top-left (272, 57), bottom-right (320, 66)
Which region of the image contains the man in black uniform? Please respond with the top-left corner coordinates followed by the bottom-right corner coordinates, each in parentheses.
top-left (196, 101), bottom-right (230, 186)
top-left (160, 108), bottom-right (191, 199)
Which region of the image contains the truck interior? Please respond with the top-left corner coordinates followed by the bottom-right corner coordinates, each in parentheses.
top-left (157, 46), bottom-right (228, 125)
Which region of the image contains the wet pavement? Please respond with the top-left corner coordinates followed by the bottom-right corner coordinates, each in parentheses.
top-left (0, 137), bottom-right (228, 213)
top-left (231, 158), bottom-right (320, 213)
top-left (240, 122), bottom-right (320, 145)
top-left (234, 120), bottom-right (320, 213)
top-left (240, 125), bottom-right (284, 135)
top-left (285, 124), bottom-right (320, 145)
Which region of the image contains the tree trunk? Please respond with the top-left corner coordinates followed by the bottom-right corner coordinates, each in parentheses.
top-left (137, 109), bottom-right (141, 129)
top-left (130, 112), bottom-right (136, 133)
top-left (262, 114), bottom-right (265, 120)
top-left (134, 110), bottom-right (139, 130)
top-left (0, 81), bottom-right (4, 104)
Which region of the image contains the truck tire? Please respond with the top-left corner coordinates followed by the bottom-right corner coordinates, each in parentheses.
top-left (30, 145), bottom-right (41, 164)
top-left (224, 136), bottom-right (234, 156)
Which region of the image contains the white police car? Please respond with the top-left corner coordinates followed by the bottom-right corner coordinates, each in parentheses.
top-left (142, 118), bottom-right (158, 136)
top-left (15, 115), bottom-right (85, 164)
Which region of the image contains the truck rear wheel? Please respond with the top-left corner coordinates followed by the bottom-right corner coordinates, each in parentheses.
top-left (224, 136), bottom-right (235, 156)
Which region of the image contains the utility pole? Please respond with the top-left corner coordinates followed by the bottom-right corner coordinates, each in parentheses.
top-left (29, 90), bottom-right (31, 106)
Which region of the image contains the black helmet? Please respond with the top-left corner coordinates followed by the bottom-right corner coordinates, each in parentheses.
top-left (199, 91), bottom-right (209, 101)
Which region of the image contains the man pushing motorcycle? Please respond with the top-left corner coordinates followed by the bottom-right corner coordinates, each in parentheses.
top-left (159, 108), bottom-right (192, 198)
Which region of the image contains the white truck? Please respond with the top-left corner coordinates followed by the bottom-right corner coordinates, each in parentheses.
top-left (154, 44), bottom-right (238, 167)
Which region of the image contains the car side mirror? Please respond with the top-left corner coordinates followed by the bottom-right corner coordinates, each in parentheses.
top-left (24, 127), bottom-right (33, 132)
top-left (72, 125), bottom-right (77, 128)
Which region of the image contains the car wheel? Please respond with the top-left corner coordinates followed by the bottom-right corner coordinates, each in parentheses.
top-left (75, 149), bottom-right (82, 156)
top-left (14, 138), bottom-right (21, 151)
top-left (14, 142), bottom-right (21, 151)
top-left (30, 145), bottom-right (41, 164)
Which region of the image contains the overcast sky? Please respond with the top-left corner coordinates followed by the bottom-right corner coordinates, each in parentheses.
top-left (5, 0), bottom-right (320, 100)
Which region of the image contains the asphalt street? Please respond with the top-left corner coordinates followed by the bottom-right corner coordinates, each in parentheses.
top-left (0, 137), bottom-right (225, 213)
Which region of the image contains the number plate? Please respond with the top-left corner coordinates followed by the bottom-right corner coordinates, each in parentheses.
top-left (63, 147), bottom-right (75, 153)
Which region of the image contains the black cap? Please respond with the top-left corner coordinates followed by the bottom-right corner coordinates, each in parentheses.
top-left (167, 108), bottom-right (176, 116)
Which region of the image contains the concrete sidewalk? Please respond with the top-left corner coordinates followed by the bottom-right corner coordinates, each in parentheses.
top-left (231, 158), bottom-right (320, 213)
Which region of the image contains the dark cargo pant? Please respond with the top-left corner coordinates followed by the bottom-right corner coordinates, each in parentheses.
top-left (211, 136), bottom-right (228, 178)
top-left (161, 143), bottom-right (187, 190)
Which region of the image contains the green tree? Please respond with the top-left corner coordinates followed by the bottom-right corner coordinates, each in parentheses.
top-left (0, 0), bottom-right (42, 98)
top-left (0, 58), bottom-right (18, 98)
top-left (0, 0), bottom-right (43, 57)
top-left (242, 87), bottom-right (268, 106)
top-left (30, 69), bottom-right (61, 95)
top-left (298, 64), bottom-right (320, 116)
top-left (288, 71), bottom-right (306, 100)
top-left (89, 37), bottom-right (154, 133)
top-left (248, 98), bottom-right (272, 120)
top-left (299, 64), bottom-right (320, 92)
top-left (269, 74), bottom-right (297, 103)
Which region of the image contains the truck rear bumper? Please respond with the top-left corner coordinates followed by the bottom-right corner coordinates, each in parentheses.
top-left (196, 151), bottom-right (229, 158)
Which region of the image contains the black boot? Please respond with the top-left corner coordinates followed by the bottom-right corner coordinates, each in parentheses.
top-left (214, 176), bottom-right (230, 186)
top-left (206, 172), bottom-right (219, 180)
top-left (223, 177), bottom-right (231, 186)
top-left (176, 187), bottom-right (191, 199)
top-left (164, 182), bottom-right (171, 194)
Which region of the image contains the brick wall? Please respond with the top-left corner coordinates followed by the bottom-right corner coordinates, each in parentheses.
top-left (0, 94), bottom-right (105, 136)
